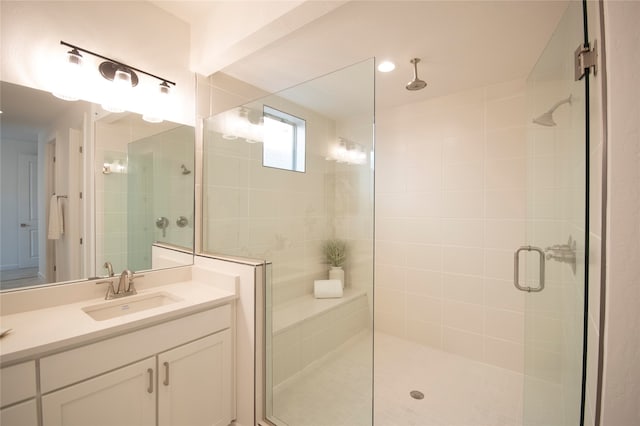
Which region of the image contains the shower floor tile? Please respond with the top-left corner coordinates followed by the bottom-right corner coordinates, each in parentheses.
top-left (270, 331), bottom-right (524, 426)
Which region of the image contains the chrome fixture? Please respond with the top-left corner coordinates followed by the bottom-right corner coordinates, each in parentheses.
top-left (96, 270), bottom-right (143, 300)
top-left (532, 95), bottom-right (572, 127)
top-left (406, 58), bottom-right (427, 91)
top-left (104, 261), bottom-right (114, 277)
top-left (545, 236), bottom-right (577, 274)
top-left (156, 216), bottom-right (169, 237)
top-left (117, 269), bottom-right (133, 294)
top-left (513, 245), bottom-right (546, 293)
top-left (410, 390), bottom-right (425, 400)
top-left (176, 216), bottom-right (189, 228)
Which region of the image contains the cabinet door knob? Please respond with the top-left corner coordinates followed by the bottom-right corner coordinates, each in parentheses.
top-left (163, 361), bottom-right (170, 386)
top-left (147, 368), bottom-right (154, 393)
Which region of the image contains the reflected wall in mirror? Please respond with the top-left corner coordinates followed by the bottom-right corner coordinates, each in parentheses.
top-left (1, 81), bottom-right (90, 289)
top-left (95, 115), bottom-right (194, 274)
top-left (0, 82), bottom-right (195, 291)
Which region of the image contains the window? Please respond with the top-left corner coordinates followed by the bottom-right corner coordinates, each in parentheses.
top-left (262, 105), bottom-right (305, 172)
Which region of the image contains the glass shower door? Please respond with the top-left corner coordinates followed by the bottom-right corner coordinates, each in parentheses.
top-left (520, 2), bottom-right (589, 425)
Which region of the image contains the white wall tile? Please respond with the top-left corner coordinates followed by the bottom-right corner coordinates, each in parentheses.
top-left (443, 273), bottom-right (483, 305)
top-left (406, 294), bottom-right (442, 325)
top-left (443, 246), bottom-right (483, 276)
top-left (443, 300), bottom-right (484, 334)
top-left (485, 308), bottom-right (524, 343)
top-left (405, 268), bottom-right (442, 298)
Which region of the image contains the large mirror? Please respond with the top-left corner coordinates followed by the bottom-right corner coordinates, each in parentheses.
top-left (0, 81), bottom-right (195, 291)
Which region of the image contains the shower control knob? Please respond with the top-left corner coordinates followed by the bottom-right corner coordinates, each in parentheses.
top-left (155, 216), bottom-right (169, 238)
top-left (176, 216), bottom-right (188, 228)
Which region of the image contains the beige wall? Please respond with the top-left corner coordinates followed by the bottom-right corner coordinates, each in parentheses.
top-left (600, 1), bottom-right (640, 425)
top-left (375, 80), bottom-right (529, 372)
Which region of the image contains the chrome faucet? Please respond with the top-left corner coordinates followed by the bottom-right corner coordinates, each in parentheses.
top-left (104, 261), bottom-right (114, 277)
top-left (117, 269), bottom-right (134, 294)
top-left (96, 269), bottom-right (142, 300)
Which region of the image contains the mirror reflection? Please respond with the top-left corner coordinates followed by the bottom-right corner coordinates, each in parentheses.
top-left (0, 81), bottom-right (194, 291)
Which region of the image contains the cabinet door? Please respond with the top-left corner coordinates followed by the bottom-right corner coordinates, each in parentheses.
top-left (42, 357), bottom-right (155, 426)
top-left (158, 330), bottom-right (232, 426)
top-left (0, 399), bottom-right (38, 426)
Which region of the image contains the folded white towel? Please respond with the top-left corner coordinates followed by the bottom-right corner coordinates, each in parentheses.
top-left (47, 195), bottom-right (64, 240)
top-left (314, 279), bottom-right (343, 299)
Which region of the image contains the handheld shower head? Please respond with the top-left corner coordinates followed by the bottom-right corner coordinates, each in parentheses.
top-left (406, 58), bottom-right (427, 91)
top-left (532, 95), bottom-right (572, 127)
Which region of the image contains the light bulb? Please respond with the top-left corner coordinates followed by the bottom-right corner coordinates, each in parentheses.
top-left (52, 48), bottom-right (84, 101)
top-left (143, 82), bottom-right (170, 123)
top-left (102, 66), bottom-right (133, 113)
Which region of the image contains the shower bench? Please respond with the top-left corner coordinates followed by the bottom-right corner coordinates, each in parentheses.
top-left (270, 288), bottom-right (370, 387)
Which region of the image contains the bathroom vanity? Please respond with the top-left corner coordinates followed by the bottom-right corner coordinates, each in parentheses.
top-left (0, 267), bottom-right (238, 426)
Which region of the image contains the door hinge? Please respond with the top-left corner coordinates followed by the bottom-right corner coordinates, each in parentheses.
top-left (53, 265), bottom-right (57, 272)
top-left (53, 156), bottom-right (56, 163)
top-left (79, 192), bottom-right (83, 199)
top-left (575, 40), bottom-right (597, 81)
top-left (80, 238), bottom-right (83, 245)
top-left (79, 146), bottom-right (83, 154)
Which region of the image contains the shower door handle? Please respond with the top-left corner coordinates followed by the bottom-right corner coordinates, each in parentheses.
top-left (513, 245), bottom-right (545, 292)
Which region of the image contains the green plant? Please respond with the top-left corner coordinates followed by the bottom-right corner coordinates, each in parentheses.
top-left (323, 239), bottom-right (346, 267)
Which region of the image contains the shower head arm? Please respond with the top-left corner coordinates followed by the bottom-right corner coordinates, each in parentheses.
top-left (547, 95), bottom-right (572, 114)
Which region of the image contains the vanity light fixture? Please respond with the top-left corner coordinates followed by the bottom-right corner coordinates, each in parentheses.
top-left (142, 81), bottom-right (171, 123)
top-left (52, 47), bottom-right (84, 101)
top-left (53, 41), bottom-right (176, 120)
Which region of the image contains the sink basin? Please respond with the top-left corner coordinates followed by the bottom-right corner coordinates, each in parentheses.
top-left (82, 292), bottom-right (182, 321)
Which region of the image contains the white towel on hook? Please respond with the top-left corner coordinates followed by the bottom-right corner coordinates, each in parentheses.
top-left (47, 195), bottom-right (64, 239)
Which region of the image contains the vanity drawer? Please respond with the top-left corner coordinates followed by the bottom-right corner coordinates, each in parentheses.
top-left (40, 304), bottom-right (230, 393)
top-left (0, 361), bottom-right (36, 407)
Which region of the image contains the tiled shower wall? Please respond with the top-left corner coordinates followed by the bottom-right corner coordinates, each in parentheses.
top-left (203, 97), bottom-right (340, 306)
top-left (375, 80), bottom-right (529, 372)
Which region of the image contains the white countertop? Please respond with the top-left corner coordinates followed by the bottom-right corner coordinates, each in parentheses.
top-left (0, 280), bottom-right (236, 365)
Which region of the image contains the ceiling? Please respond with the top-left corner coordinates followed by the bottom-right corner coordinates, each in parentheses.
top-left (0, 82), bottom-right (82, 141)
top-left (155, 1), bottom-right (568, 116)
top-left (223, 1), bottom-right (567, 110)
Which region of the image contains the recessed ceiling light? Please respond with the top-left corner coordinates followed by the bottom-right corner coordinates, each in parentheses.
top-left (377, 61), bottom-right (395, 73)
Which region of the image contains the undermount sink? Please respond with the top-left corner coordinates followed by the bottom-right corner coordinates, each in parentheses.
top-left (82, 292), bottom-right (182, 321)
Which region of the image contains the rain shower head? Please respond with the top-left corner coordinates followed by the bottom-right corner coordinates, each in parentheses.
top-left (532, 95), bottom-right (572, 127)
top-left (406, 58), bottom-right (427, 91)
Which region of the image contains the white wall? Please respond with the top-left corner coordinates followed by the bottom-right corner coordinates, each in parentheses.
top-left (0, 1), bottom-right (193, 126)
top-left (600, 1), bottom-right (640, 425)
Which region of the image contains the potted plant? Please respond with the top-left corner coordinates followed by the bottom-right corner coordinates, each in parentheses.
top-left (323, 239), bottom-right (346, 287)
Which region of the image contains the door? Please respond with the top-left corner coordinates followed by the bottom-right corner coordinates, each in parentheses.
top-left (0, 400), bottom-right (38, 426)
top-left (158, 330), bottom-right (232, 426)
top-left (42, 357), bottom-right (155, 426)
top-left (18, 153), bottom-right (38, 269)
top-left (518, 2), bottom-right (589, 425)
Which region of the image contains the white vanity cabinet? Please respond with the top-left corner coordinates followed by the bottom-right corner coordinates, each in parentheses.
top-left (0, 361), bottom-right (38, 426)
top-left (37, 305), bottom-right (233, 426)
top-left (158, 330), bottom-right (231, 426)
top-left (42, 358), bottom-right (156, 426)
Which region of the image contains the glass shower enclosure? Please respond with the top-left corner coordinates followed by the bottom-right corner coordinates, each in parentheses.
top-left (203, 59), bottom-right (376, 425)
